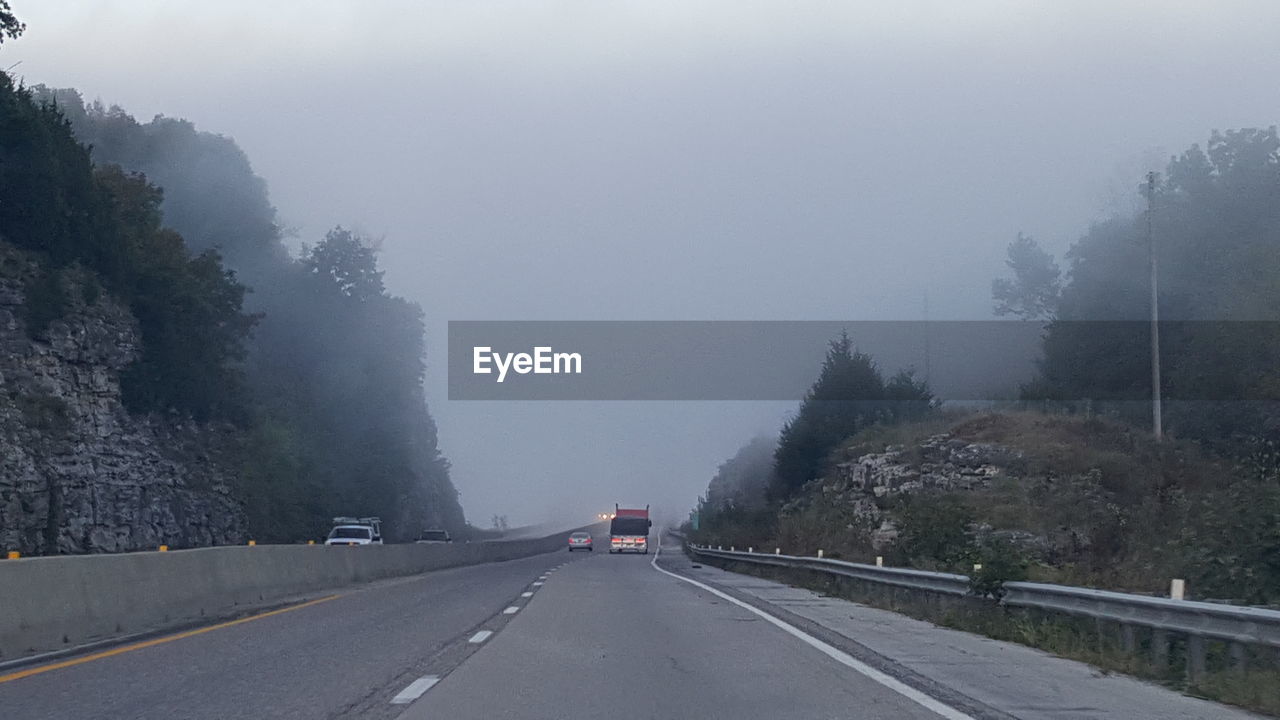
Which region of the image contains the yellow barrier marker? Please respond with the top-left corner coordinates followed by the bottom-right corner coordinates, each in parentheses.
top-left (5, 551), bottom-right (18, 560)
top-left (307, 540), bottom-right (315, 545)
top-left (158, 545), bottom-right (168, 552)
top-left (0, 594), bottom-right (340, 685)
top-left (247, 540), bottom-right (256, 546)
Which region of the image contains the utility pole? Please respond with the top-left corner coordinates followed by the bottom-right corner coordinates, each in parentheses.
top-left (1146, 171), bottom-right (1163, 440)
top-left (922, 290), bottom-right (932, 387)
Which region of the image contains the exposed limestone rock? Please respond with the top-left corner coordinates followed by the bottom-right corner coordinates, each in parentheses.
top-left (833, 433), bottom-right (1020, 500)
top-left (0, 244), bottom-right (246, 555)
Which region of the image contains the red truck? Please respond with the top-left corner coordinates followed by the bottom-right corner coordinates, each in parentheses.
top-left (609, 504), bottom-right (652, 554)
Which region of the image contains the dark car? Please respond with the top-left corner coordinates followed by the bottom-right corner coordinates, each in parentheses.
top-left (415, 529), bottom-right (452, 544)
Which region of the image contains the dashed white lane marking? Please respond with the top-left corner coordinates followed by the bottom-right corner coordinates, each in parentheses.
top-left (390, 675), bottom-right (440, 704)
top-left (533, 581), bottom-right (545, 586)
top-left (503, 606), bottom-right (520, 614)
top-left (650, 534), bottom-right (975, 720)
top-left (521, 591), bottom-right (534, 597)
top-left (468, 630), bottom-right (493, 644)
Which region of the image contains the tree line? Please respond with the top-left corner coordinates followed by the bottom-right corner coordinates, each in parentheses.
top-left (1, 70), bottom-right (466, 544)
top-left (993, 127), bottom-right (1280, 453)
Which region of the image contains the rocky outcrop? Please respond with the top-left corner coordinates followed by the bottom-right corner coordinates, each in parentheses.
top-left (791, 433), bottom-right (1025, 551)
top-left (837, 435), bottom-right (1020, 498)
top-left (0, 243), bottom-right (246, 555)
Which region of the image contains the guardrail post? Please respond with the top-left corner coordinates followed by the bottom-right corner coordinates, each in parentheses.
top-left (1228, 642), bottom-right (1246, 673)
top-left (1151, 629), bottom-right (1169, 671)
top-left (1186, 634), bottom-right (1206, 682)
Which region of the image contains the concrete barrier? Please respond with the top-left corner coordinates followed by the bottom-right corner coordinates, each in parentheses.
top-left (0, 523), bottom-right (603, 662)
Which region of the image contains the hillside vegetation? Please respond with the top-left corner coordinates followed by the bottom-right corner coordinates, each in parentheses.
top-left (0, 75), bottom-right (465, 548)
top-left (693, 127), bottom-right (1280, 605)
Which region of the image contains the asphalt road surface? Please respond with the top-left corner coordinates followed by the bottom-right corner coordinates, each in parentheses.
top-left (0, 543), bottom-right (588, 720)
top-left (0, 531), bottom-right (1256, 720)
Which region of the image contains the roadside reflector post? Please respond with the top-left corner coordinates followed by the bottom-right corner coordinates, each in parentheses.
top-left (5, 551), bottom-right (18, 560)
top-left (159, 545), bottom-right (168, 552)
top-left (876, 556), bottom-right (883, 567)
top-left (775, 548), bottom-right (781, 555)
top-left (817, 549), bottom-right (824, 558)
top-left (1170, 578), bottom-right (1185, 600)
top-left (747, 547), bottom-right (753, 553)
top-left (248, 540), bottom-right (256, 547)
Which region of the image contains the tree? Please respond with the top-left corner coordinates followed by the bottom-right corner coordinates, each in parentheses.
top-left (884, 369), bottom-right (936, 424)
top-left (0, 75), bottom-right (255, 421)
top-left (0, 1), bottom-right (23, 45)
top-left (19, 82), bottom-right (469, 541)
top-left (771, 333), bottom-right (886, 500)
top-left (1023, 128), bottom-right (1280, 445)
top-left (991, 234), bottom-right (1061, 320)
top-left (96, 166), bottom-right (257, 421)
top-left (304, 227), bottom-right (385, 301)
top-left (705, 436), bottom-right (777, 512)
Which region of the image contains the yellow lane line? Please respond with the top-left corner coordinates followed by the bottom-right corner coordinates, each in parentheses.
top-left (0, 594), bottom-right (341, 684)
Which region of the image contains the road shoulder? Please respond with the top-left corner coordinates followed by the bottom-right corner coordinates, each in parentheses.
top-left (656, 543), bottom-right (1263, 720)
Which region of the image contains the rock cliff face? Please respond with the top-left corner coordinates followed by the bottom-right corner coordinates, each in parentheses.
top-left (793, 434), bottom-right (1025, 551)
top-left (0, 243), bottom-right (246, 554)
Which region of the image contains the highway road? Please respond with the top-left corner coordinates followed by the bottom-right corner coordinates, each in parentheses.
top-left (0, 530), bottom-right (1257, 719)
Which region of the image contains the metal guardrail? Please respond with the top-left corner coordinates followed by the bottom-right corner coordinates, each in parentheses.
top-left (686, 543), bottom-right (1280, 675)
top-left (690, 546), bottom-right (969, 596)
top-left (1001, 581), bottom-right (1280, 648)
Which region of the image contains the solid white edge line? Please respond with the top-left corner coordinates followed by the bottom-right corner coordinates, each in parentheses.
top-left (650, 531), bottom-right (975, 720)
top-left (390, 675), bottom-right (440, 704)
top-left (468, 630), bottom-right (493, 644)
top-left (521, 591), bottom-right (534, 597)
top-left (503, 606), bottom-right (520, 614)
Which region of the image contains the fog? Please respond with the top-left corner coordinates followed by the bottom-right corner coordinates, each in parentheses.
top-left (9, 1), bottom-right (1280, 526)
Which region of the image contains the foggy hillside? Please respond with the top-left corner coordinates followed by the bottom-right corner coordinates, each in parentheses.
top-left (8, 1), bottom-right (1280, 524)
top-left (26, 85), bottom-right (466, 542)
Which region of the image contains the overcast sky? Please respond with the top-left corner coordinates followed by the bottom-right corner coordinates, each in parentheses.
top-left (8, 1), bottom-right (1280, 526)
